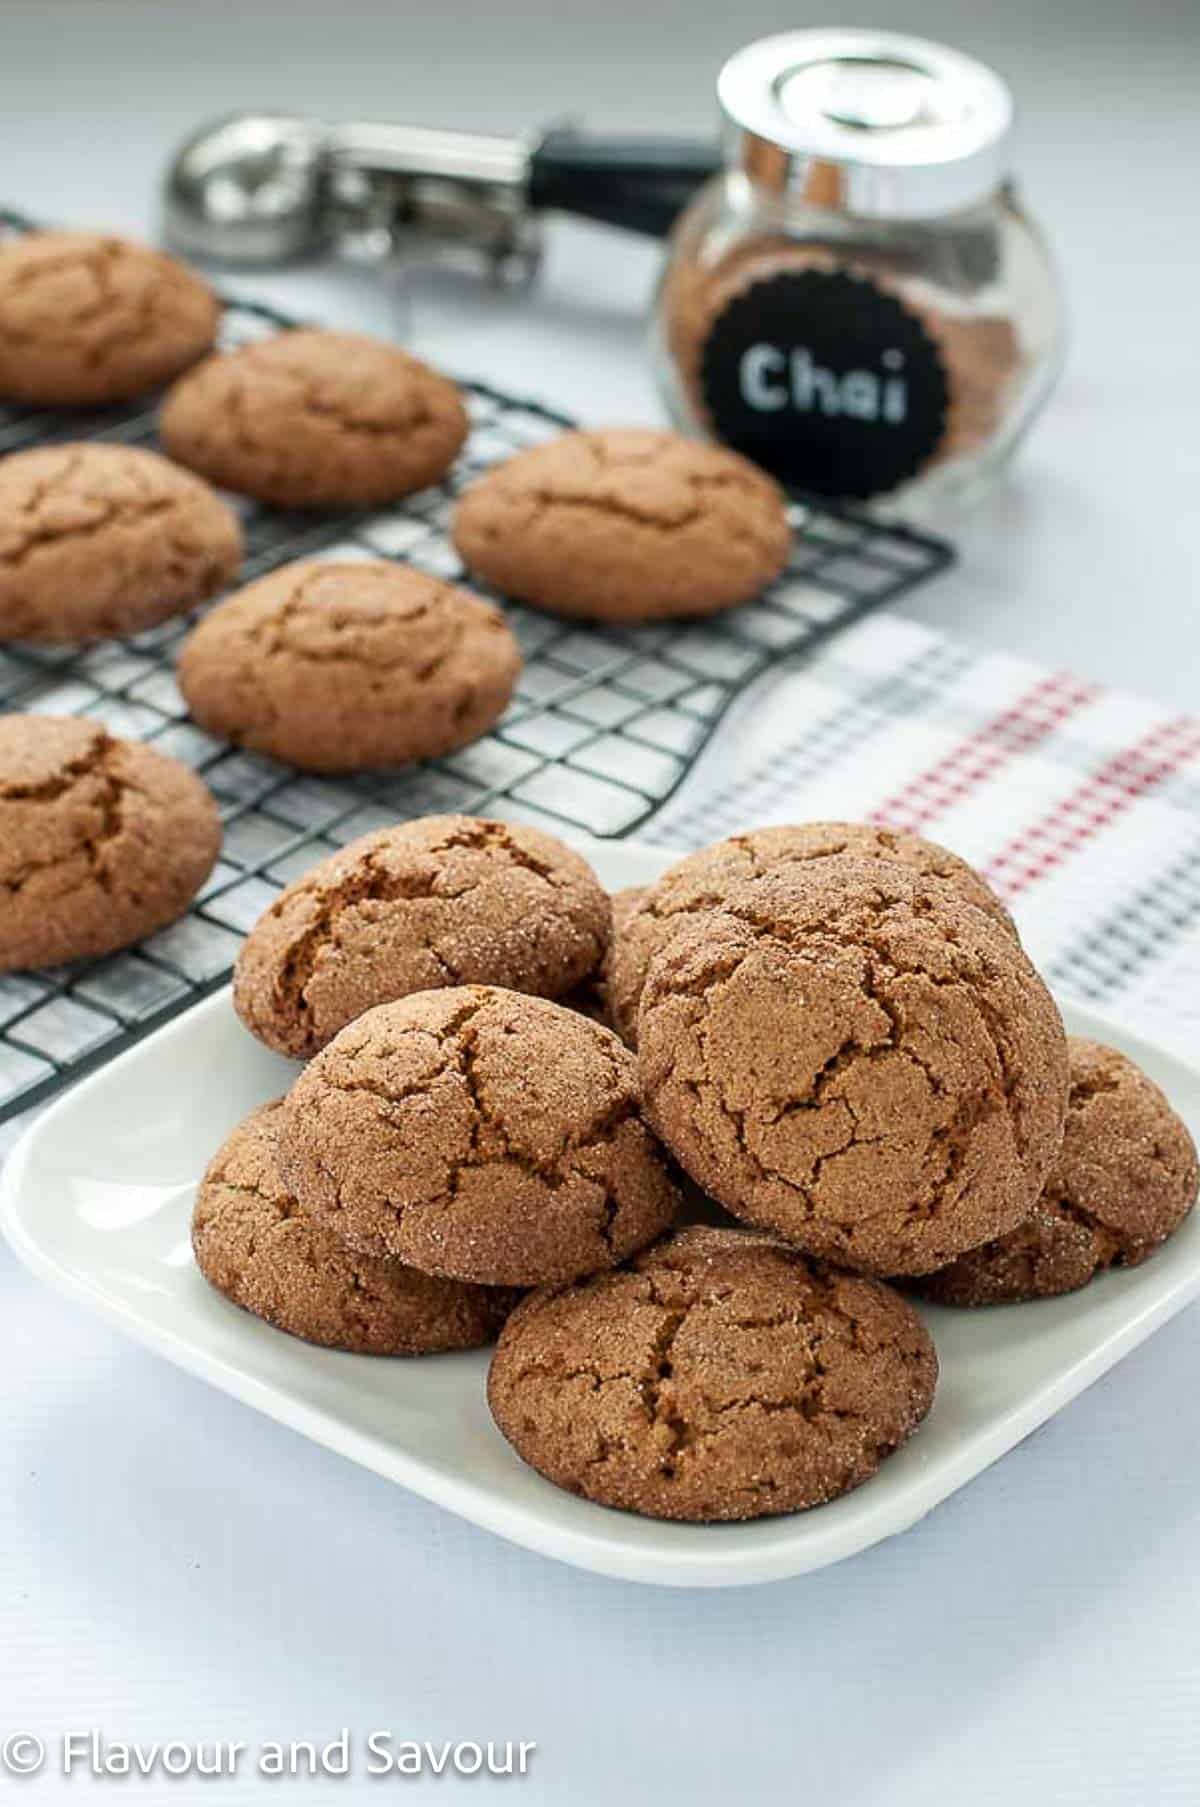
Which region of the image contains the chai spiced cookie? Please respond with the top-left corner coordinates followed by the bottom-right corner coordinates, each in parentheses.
top-left (638, 857), bottom-right (1069, 1277)
top-left (610, 822), bottom-right (1016, 1047)
top-left (193, 1100), bottom-right (518, 1353)
top-left (234, 815), bottom-right (610, 1059)
top-left (177, 559), bottom-right (521, 772)
top-left (452, 427), bottom-right (791, 622)
top-left (487, 1225), bottom-right (937, 1522)
top-left (0, 713), bottom-right (221, 971)
top-left (917, 1038), bottom-right (1198, 1305)
top-left (278, 987), bottom-right (680, 1286)
top-left (161, 328), bottom-right (468, 509)
top-left (0, 443), bottom-right (242, 643)
top-left (0, 230), bottom-right (219, 407)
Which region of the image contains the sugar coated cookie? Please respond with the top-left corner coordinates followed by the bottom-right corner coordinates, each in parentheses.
top-left (488, 1225), bottom-right (937, 1522)
top-left (161, 328), bottom-right (468, 509)
top-left (638, 857), bottom-right (1069, 1277)
top-left (0, 443), bottom-right (241, 643)
top-left (0, 713), bottom-right (221, 971)
top-left (453, 427), bottom-right (791, 622)
top-left (918, 1038), bottom-right (1198, 1304)
top-left (234, 815), bottom-right (610, 1059)
top-left (610, 822), bottom-right (1015, 1047)
top-left (0, 230), bottom-right (218, 407)
top-left (193, 1100), bottom-right (518, 1353)
top-left (178, 559), bottom-right (521, 772)
top-left (278, 987), bottom-right (680, 1286)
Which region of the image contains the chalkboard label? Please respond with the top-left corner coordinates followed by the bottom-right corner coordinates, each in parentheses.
top-left (700, 268), bottom-right (950, 499)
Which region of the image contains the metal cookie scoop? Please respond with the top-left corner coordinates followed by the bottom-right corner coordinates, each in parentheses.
top-left (163, 111), bottom-right (719, 283)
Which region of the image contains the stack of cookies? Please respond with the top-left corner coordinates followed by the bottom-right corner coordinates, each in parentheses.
top-left (193, 813), bottom-right (1199, 1527)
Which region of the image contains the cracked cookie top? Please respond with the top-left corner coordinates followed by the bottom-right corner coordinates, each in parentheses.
top-left (278, 987), bottom-right (680, 1286)
top-left (918, 1038), bottom-right (1198, 1305)
top-left (177, 559), bottom-right (522, 774)
top-left (193, 1098), bottom-right (519, 1353)
top-left (0, 231), bottom-right (219, 407)
top-left (638, 856), bottom-right (1069, 1278)
top-left (610, 822), bottom-right (1017, 1047)
top-left (452, 427), bottom-right (791, 622)
top-left (160, 328), bottom-right (468, 509)
top-left (234, 813), bottom-right (610, 1058)
top-left (0, 443), bottom-right (243, 643)
top-left (0, 712), bottom-right (221, 972)
top-left (487, 1224), bottom-right (937, 1522)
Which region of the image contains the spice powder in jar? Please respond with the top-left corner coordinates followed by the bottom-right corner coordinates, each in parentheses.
top-left (655, 30), bottom-right (1064, 507)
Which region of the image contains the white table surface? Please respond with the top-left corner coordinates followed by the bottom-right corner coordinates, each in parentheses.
top-left (2, 1), bottom-right (1199, 1801)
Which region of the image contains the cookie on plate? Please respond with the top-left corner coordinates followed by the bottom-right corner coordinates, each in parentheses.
top-left (917, 1038), bottom-right (1199, 1305)
top-left (0, 230), bottom-right (219, 407)
top-left (161, 328), bottom-right (468, 509)
top-left (0, 443), bottom-right (242, 644)
top-left (638, 857), bottom-right (1069, 1277)
top-left (278, 987), bottom-right (680, 1286)
top-left (234, 814), bottom-right (610, 1059)
top-left (610, 822), bottom-right (1016, 1047)
top-left (193, 1099), bottom-right (518, 1353)
top-left (487, 1225), bottom-right (938, 1522)
top-left (0, 713), bottom-right (221, 971)
top-left (453, 427), bottom-right (791, 622)
top-left (177, 559), bottom-right (521, 772)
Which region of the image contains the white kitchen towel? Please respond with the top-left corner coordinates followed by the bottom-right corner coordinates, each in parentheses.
top-left (650, 612), bottom-right (1200, 1065)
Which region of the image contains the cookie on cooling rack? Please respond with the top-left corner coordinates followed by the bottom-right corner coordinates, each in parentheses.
top-left (177, 559), bottom-right (522, 773)
top-left (609, 822), bottom-right (1016, 1047)
top-left (917, 1038), bottom-right (1199, 1305)
top-left (0, 443), bottom-right (242, 643)
top-left (0, 230), bottom-right (219, 407)
top-left (453, 427), bottom-right (791, 622)
top-left (234, 815), bottom-right (610, 1059)
top-left (0, 713), bottom-right (221, 972)
top-left (487, 1225), bottom-right (937, 1522)
top-left (279, 987), bottom-right (680, 1286)
top-left (161, 328), bottom-right (468, 509)
top-left (193, 1100), bottom-right (519, 1354)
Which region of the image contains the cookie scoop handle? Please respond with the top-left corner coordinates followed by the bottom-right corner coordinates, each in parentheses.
top-left (529, 130), bottom-right (720, 238)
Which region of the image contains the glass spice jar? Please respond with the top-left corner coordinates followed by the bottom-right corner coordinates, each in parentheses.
top-left (654, 30), bottom-right (1064, 509)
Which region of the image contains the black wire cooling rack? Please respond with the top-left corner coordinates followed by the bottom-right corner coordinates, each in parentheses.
top-left (0, 207), bottom-right (954, 1128)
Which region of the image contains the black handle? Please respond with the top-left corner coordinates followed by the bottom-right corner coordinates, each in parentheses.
top-left (529, 130), bottom-right (721, 239)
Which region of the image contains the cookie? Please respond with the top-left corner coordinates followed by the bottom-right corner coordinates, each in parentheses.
top-left (0, 443), bottom-right (242, 643)
top-left (278, 987), bottom-right (680, 1286)
top-left (177, 559), bottom-right (521, 773)
top-left (161, 328), bottom-right (468, 509)
top-left (487, 1224), bottom-right (937, 1522)
top-left (0, 230), bottom-right (219, 407)
top-left (610, 823), bottom-right (1016, 1047)
top-left (193, 1100), bottom-right (518, 1353)
top-left (452, 427), bottom-right (791, 622)
top-left (0, 713), bottom-right (221, 971)
top-left (638, 857), bottom-right (1069, 1277)
top-left (917, 1039), bottom-right (1198, 1305)
top-left (234, 815), bottom-right (610, 1059)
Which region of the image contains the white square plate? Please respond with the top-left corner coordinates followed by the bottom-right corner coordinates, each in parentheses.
top-left (3, 838), bottom-right (1199, 1589)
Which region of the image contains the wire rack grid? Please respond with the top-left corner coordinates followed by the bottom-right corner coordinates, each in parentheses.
top-left (0, 207), bottom-right (954, 1126)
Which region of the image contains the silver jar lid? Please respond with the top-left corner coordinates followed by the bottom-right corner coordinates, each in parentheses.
top-left (718, 29), bottom-right (1013, 219)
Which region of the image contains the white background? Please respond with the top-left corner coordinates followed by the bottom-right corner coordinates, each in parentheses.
top-left (2, 1), bottom-right (1199, 1801)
